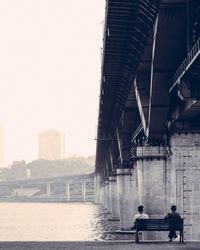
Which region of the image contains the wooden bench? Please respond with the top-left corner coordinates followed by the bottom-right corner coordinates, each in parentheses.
top-left (135, 218), bottom-right (184, 243)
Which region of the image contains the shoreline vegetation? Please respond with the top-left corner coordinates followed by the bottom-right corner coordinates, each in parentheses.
top-left (0, 155), bottom-right (95, 181)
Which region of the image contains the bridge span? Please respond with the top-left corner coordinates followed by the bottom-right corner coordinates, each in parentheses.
top-left (0, 173), bottom-right (94, 202)
top-left (95, 0), bottom-right (200, 241)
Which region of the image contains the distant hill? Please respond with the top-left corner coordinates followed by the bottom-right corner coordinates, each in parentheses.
top-left (0, 156), bottom-right (95, 181)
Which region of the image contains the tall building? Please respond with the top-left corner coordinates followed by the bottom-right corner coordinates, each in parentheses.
top-left (39, 130), bottom-right (65, 160)
top-left (0, 127), bottom-right (4, 167)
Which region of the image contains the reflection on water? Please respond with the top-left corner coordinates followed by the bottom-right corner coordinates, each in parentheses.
top-left (0, 202), bottom-right (132, 241)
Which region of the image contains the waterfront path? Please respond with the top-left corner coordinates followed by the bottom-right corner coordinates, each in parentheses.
top-left (0, 241), bottom-right (199, 250)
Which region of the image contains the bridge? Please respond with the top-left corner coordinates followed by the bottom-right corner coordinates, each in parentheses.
top-left (95, 0), bottom-right (200, 241)
top-left (0, 173), bottom-right (94, 202)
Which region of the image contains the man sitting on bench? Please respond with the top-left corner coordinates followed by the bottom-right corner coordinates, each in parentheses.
top-left (131, 205), bottom-right (149, 230)
top-left (164, 205), bottom-right (181, 242)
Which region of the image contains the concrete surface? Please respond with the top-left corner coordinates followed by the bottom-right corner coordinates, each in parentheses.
top-left (0, 241), bottom-right (199, 250)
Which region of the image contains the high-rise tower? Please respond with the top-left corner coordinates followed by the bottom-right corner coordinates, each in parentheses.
top-left (39, 130), bottom-right (65, 160)
top-left (0, 127), bottom-right (4, 167)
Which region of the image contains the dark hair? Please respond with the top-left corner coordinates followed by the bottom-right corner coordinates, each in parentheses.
top-left (138, 205), bottom-right (144, 213)
top-left (171, 205), bottom-right (177, 211)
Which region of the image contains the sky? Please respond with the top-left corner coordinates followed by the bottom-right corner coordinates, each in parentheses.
top-left (0, 0), bottom-right (105, 166)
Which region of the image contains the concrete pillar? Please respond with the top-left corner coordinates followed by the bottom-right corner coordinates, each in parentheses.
top-left (169, 132), bottom-right (200, 240)
top-left (66, 183), bottom-right (70, 201)
top-left (100, 183), bottom-right (106, 208)
top-left (130, 167), bottom-right (140, 218)
top-left (108, 176), bottom-right (119, 219)
top-left (46, 183), bottom-right (51, 197)
top-left (26, 169), bottom-right (31, 179)
top-left (136, 146), bottom-right (167, 215)
top-left (135, 146), bottom-right (167, 240)
top-left (94, 174), bottom-right (101, 204)
top-left (102, 183), bottom-right (107, 208)
top-left (117, 168), bottom-right (134, 230)
top-left (82, 180), bottom-right (86, 202)
top-left (105, 180), bottom-right (110, 211)
top-left (99, 185), bottom-right (104, 206)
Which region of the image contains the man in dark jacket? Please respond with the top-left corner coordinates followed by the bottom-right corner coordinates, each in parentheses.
top-left (164, 205), bottom-right (181, 242)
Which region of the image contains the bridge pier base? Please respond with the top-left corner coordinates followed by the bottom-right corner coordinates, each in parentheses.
top-left (66, 183), bottom-right (70, 202)
top-left (100, 183), bottom-right (108, 210)
top-left (135, 146), bottom-right (167, 240)
top-left (99, 185), bottom-right (104, 206)
top-left (82, 180), bottom-right (86, 202)
top-left (105, 180), bottom-right (111, 212)
top-left (117, 168), bottom-right (134, 230)
top-left (94, 174), bottom-right (101, 204)
top-left (108, 176), bottom-right (119, 219)
top-left (169, 132), bottom-right (200, 241)
top-left (46, 183), bottom-right (51, 197)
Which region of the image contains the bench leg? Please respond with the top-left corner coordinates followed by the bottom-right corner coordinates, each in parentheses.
top-left (180, 230), bottom-right (184, 243)
top-left (182, 230), bottom-right (184, 243)
top-left (135, 230), bottom-right (139, 243)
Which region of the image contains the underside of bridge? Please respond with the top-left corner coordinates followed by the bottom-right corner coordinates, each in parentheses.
top-left (95, 0), bottom-right (200, 240)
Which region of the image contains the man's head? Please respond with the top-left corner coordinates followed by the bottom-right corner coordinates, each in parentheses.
top-left (171, 205), bottom-right (177, 212)
top-left (138, 205), bottom-right (144, 213)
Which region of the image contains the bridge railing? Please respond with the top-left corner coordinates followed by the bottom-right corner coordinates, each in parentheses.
top-left (170, 37), bottom-right (200, 93)
top-left (131, 146), bottom-right (167, 159)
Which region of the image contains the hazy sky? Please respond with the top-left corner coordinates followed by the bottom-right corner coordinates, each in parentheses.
top-left (0, 0), bottom-right (105, 166)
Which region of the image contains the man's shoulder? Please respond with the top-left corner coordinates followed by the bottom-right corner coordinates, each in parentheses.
top-left (168, 212), bottom-right (181, 219)
top-left (170, 212), bottom-right (181, 217)
top-left (134, 213), bottom-right (140, 219)
top-left (135, 213), bottom-right (149, 219)
top-left (174, 212), bottom-right (181, 218)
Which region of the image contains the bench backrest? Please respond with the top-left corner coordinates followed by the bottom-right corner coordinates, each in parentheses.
top-left (136, 218), bottom-right (184, 231)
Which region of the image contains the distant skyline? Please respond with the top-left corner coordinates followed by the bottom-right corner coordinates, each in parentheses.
top-left (0, 127), bottom-right (4, 166)
top-left (39, 130), bottom-right (65, 160)
top-left (0, 0), bottom-right (105, 166)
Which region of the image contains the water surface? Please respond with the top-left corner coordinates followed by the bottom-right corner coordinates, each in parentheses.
top-left (0, 202), bottom-right (127, 241)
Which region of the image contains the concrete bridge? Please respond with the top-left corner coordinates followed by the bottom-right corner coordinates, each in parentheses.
top-left (95, 0), bottom-right (200, 241)
top-left (0, 173), bottom-right (94, 202)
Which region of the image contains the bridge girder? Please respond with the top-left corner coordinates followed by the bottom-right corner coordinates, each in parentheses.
top-left (95, 0), bottom-right (200, 176)
top-left (96, 0), bottom-right (161, 173)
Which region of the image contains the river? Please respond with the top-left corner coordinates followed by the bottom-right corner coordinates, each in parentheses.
top-left (0, 202), bottom-right (132, 241)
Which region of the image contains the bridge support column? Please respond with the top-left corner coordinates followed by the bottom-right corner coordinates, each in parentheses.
top-left (82, 180), bottom-right (86, 202)
top-left (105, 180), bottom-right (110, 212)
top-left (102, 183), bottom-right (107, 208)
top-left (135, 146), bottom-right (167, 240)
top-left (46, 183), bottom-right (51, 197)
top-left (117, 168), bottom-right (134, 230)
top-left (66, 183), bottom-right (70, 202)
top-left (100, 183), bottom-right (107, 208)
top-left (94, 174), bottom-right (101, 204)
top-left (99, 185), bottom-right (104, 206)
top-left (169, 132), bottom-right (200, 241)
top-left (108, 176), bottom-right (119, 219)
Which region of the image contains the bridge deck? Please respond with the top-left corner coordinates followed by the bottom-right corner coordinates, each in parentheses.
top-left (0, 241), bottom-right (198, 250)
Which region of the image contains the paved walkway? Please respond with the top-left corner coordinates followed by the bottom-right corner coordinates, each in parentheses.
top-left (0, 241), bottom-right (199, 250)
